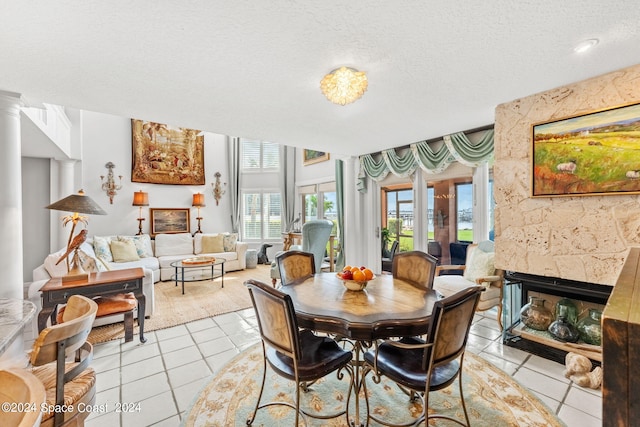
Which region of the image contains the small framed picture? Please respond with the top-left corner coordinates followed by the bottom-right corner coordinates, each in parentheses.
top-left (303, 149), bottom-right (330, 165)
top-left (150, 208), bottom-right (191, 237)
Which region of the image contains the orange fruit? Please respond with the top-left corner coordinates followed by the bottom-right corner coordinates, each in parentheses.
top-left (343, 265), bottom-right (352, 272)
top-left (351, 266), bottom-right (360, 274)
top-left (352, 269), bottom-right (366, 282)
top-left (363, 268), bottom-right (374, 280)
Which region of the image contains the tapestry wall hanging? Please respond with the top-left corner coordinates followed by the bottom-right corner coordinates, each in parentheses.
top-left (131, 119), bottom-right (205, 185)
top-left (532, 102), bottom-right (640, 197)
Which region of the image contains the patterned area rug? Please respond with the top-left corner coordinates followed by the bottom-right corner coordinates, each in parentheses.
top-left (87, 265), bottom-right (272, 343)
top-left (183, 343), bottom-right (566, 426)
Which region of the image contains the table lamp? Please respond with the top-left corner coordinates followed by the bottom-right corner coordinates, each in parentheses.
top-left (132, 190), bottom-right (149, 235)
top-left (46, 189), bottom-right (107, 282)
top-left (192, 193), bottom-right (205, 234)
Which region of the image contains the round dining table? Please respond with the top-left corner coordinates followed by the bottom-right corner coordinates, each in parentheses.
top-left (278, 272), bottom-right (442, 340)
top-left (277, 272), bottom-right (442, 426)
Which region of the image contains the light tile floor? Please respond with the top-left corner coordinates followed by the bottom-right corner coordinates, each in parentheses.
top-left (83, 309), bottom-right (601, 427)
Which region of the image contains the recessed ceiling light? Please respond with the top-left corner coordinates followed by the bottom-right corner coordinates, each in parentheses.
top-left (574, 39), bottom-right (599, 54)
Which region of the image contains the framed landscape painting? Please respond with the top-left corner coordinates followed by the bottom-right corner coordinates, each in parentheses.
top-left (131, 119), bottom-right (205, 185)
top-left (303, 149), bottom-right (330, 165)
top-left (150, 208), bottom-right (190, 237)
top-left (532, 102), bottom-right (640, 197)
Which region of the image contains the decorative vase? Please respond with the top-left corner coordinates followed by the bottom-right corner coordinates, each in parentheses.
top-left (520, 296), bottom-right (554, 331)
top-left (554, 297), bottom-right (578, 326)
top-left (548, 304), bottom-right (580, 342)
top-left (577, 308), bottom-right (602, 346)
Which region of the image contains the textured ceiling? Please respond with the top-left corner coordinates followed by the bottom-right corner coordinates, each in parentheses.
top-left (1, 1), bottom-right (639, 156)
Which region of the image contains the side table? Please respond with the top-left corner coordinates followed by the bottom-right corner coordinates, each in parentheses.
top-left (246, 249), bottom-right (258, 269)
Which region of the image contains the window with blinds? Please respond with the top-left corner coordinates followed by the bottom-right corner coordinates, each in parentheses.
top-left (242, 191), bottom-right (282, 240)
top-left (241, 140), bottom-right (280, 171)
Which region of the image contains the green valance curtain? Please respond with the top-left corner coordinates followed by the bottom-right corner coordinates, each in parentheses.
top-left (357, 129), bottom-right (494, 192)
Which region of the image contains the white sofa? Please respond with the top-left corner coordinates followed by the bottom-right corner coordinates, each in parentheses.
top-left (155, 233), bottom-right (247, 281)
top-left (29, 235), bottom-right (160, 330)
top-left (29, 232), bottom-right (247, 330)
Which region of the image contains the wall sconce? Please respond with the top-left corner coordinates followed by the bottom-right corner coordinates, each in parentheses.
top-left (211, 172), bottom-right (226, 205)
top-left (132, 190), bottom-right (149, 235)
top-left (192, 192), bottom-right (206, 234)
top-left (100, 161), bottom-right (123, 204)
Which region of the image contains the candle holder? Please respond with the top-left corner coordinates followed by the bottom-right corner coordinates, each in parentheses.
top-left (100, 162), bottom-right (123, 204)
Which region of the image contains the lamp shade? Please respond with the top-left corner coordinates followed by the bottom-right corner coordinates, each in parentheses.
top-left (46, 189), bottom-right (107, 215)
top-left (132, 190), bottom-right (149, 206)
top-left (192, 193), bottom-right (206, 207)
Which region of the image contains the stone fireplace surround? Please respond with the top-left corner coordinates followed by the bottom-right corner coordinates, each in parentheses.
top-left (494, 63), bottom-right (640, 287)
top-left (494, 65), bottom-right (640, 415)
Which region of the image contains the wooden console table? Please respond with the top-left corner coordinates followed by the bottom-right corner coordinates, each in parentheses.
top-left (37, 268), bottom-right (147, 343)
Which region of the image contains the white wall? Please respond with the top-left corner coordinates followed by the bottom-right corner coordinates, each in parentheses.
top-left (21, 157), bottom-right (50, 281)
top-left (80, 111), bottom-right (233, 237)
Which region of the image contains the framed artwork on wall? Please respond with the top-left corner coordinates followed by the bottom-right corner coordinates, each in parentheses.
top-left (131, 119), bottom-right (205, 185)
top-left (532, 102), bottom-right (640, 197)
top-left (303, 149), bottom-right (330, 166)
top-left (150, 208), bottom-right (191, 237)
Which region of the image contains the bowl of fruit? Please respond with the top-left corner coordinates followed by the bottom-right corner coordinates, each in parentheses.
top-left (337, 265), bottom-right (375, 291)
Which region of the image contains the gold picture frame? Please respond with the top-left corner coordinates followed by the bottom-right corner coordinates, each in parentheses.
top-left (150, 208), bottom-right (191, 237)
top-left (131, 119), bottom-right (205, 185)
top-left (303, 149), bottom-right (330, 166)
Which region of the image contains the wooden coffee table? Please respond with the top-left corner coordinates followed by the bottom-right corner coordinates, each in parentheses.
top-left (37, 268), bottom-right (147, 342)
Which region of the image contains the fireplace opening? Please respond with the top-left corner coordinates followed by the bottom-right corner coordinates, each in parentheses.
top-left (503, 271), bottom-right (612, 365)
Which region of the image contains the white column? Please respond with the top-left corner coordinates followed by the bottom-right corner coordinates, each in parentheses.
top-left (0, 91), bottom-right (24, 299)
top-left (0, 91), bottom-right (38, 369)
top-left (413, 172), bottom-right (428, 252)
top-left (473, 163), bottom-right (490, 242)
top-left (343, 157), bottom-right (359, 266)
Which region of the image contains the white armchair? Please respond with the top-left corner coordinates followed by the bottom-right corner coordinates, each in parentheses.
top-left (432, 240), bottom-right (504, 329)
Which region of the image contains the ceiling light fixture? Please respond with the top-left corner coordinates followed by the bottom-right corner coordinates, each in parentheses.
top-left (320, 66), bottom-right (368, 105)
top-left (574, 39), bottom-right (599, 54)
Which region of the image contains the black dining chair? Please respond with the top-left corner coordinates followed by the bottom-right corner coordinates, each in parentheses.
top-left (244, 279), bottom-right (353, 426)
top-left (381, 240), bottom-right (400, 272)
top-left (391, 250), bottom-right (438, 290)
top-left (362, 286), bottom-right (482, 427)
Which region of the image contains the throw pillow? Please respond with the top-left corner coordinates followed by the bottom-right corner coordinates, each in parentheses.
top-left (223, 233), bottom-right (238, 252)
top-left (44, 246), bottom-right (108, 277)
top-left (201, 234), bottom-right (225, 253)
top-left (109, 240), bottom-right (140, 263)
top-left (77, 249), bottom-right (109, 272)
top-left (93, 235), bottom-right (114, 263)
top-left (463, 248), bottom-right (495, 288)
top-left (118, 235), bottom-right (153, 258)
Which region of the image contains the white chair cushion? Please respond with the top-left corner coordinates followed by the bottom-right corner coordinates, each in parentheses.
top-left (433, 275), bottom-right (500, 302)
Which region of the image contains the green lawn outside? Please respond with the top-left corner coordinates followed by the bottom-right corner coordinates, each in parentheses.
top-left (393, 229), bottom-right (473, 252)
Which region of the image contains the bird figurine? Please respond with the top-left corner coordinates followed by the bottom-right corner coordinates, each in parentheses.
top-left (289, 213), bottom-right (301, 232)
top-left (56, 229), bottom-right (88, 265)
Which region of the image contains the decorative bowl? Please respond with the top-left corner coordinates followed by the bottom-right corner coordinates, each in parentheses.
top-left (337, 273), bottom-right (376, 291)
top-left (182, 256), bottom-right (215, 265)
